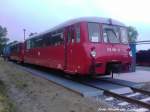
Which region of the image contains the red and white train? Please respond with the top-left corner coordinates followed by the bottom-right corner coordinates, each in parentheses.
top-left (8, 17), bottom-right (132, 76)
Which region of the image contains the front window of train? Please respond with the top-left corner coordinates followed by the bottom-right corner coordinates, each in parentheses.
top-left (103, 25), bottom-right (120, 43)
top-left (120, 27), bottom-right (128, 44)
top-left (102, 25), bottom-right (128, 44)
top-left (88, 23), bottom-right (128, 44)
top-left (88, 23), bottom-right (101, 43)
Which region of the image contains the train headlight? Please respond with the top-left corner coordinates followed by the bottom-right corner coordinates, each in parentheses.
top-left (129, 51), bottom-right (132, 57)
top-left (91, 50), bottom-right (96, 57)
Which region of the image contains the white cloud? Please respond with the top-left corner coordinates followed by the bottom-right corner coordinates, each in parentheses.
top-left (90, 0), bottom-right (150, 23)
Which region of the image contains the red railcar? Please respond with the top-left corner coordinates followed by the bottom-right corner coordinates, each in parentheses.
top-left (10, 42), bottom-right (24, 63)
top-left (136, 50), bottom-right (150, 66)
top-left (24, 17), bottom-right (132, 76)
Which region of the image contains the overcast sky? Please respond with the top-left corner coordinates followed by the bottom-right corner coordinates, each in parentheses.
top-left (0, 0), bottom-right (150, 50)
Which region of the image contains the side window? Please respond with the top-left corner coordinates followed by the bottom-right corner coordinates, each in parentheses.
top-left (51, 29), bottom-right (64, 46)
top-left (57, 29), bottom-right (64, 45)
top-left (67, 29), bottom-right (71, 44)
top-left (71, 27), bottom-right (75, 43)
top-left (75, 24), bottom-right (80, 43)
top-left (30, 39), bottom-right (35, 48)
top-left (26, 40), bottom-right (31, 49)
top-left (17, 44), bottom-right (20, 53)
top-left (43, 34), bottom-right (49, 47)
top-left (60, 33), bottom-right (64, 44)
top-left (35, 37), bottom-right (43, 48)
top-left (45, 33), bottom-right (52, 46)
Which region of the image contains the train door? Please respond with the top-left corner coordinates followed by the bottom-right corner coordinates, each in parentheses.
top-left (25, 40), bottom-right (34, 63)
top-left (64, 26), bottom-right (75, 73)
top-left (24, 41), bottom-right (30, 63)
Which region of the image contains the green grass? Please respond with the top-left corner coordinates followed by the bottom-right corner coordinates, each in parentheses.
top-left (0, 80), bottom-right (16, 112)
top-left (0, 58), bottom-right (28, 90)
top-left (0, 58), bottom-right (28, 111)
top-left (15, 79), bottom-right (28, 89)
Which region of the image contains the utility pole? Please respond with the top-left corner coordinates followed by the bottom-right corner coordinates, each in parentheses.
top-left (23, 29), bottom-right (26, 41)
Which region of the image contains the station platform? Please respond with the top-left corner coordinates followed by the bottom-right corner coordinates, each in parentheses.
top-left (112, 69), bottom-right (150, 83)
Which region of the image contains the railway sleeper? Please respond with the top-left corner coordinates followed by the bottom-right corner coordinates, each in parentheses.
top-left (104, 90), bottom-right (150, 109)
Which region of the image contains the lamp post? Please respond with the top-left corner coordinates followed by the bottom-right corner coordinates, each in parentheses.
top-left (23, 29), bottom-right (26, 41)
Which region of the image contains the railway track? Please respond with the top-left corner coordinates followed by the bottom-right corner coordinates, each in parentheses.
top-left (79, 79), bottom-right (150, 111)
top-left (12, 62), bottom-right (150, 111)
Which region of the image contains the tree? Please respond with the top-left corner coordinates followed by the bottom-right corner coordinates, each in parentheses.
top-left (0, 25), bottom-right (9, 54)
top-left (127, 26), bottom-right (138, 42)
top-left (127, 26), bottom-right (138, 72)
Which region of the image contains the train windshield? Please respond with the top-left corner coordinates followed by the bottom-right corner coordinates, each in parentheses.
top-left (88, 23), bottom-right (101, 42)
top-left (102, 25), bottom-right (120, 43)
top-left (88, 23), bottom-right (128, 44)
top-left (120, 27), bottom-right (128, 44)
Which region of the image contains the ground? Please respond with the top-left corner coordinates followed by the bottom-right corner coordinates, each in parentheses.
top-left (113, 70), bottom-right (150, 83)
top-left (140, 82), bottom-right (150, 92)
top-left (135, 66), bottom-right (150, 91)
top-left (0, 80), bottom-right (15, 112)
top-left (0, 58), bottom-right (110, 112)
top-left (113, 67), bottom-right (150, 92)
top-left (1, 58), bottom-right (150, 112)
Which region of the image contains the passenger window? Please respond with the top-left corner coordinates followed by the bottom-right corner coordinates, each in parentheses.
top-left (35, 37), bottom-right (43, 48)
top-left (30, 39), bottom-right (35, 48)
top-left (75, 24), bottom-right (80, 43)
top-left (43, 29), bottom-right (64, 47)
top-left (17, 44), bottom-right (19, 53)
top-left (60, 33), bottom-right (64, 44)
top-left (46, 33), bottom-right (52, 46)
top-left (42, 35), bottom-right (48, 47)
top-left (71, 27), bottom-right (75, 43)
top-left (26, 40), bottom-right (31, 49)
top-left (67, 30), bottom-right (71, 44)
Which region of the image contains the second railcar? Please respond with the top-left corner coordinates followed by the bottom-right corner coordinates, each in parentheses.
top-left (136, 50), bottom-right (150, 66)
top-left (9, 42), bottom-right (24, 63)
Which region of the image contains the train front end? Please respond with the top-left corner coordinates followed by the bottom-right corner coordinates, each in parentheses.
top-left (84, 21), bottom-right (132, 76)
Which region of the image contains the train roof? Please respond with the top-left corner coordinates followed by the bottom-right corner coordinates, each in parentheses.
top-left (27, 17), bottom-right (126, 40)
top-left (8, 41), bottom-right (23, 47)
